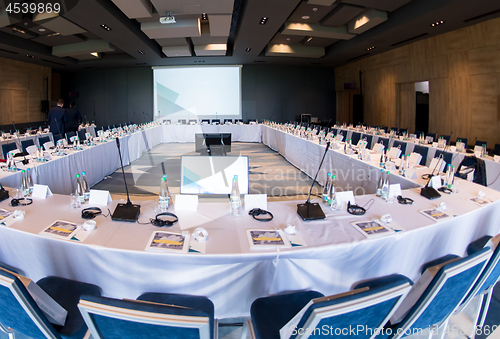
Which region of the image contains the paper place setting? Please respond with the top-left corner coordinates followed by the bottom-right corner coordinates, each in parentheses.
top-left (246, 229), bottom-right (291, 250)
top-left (145, 231), bottom-right (190, 253)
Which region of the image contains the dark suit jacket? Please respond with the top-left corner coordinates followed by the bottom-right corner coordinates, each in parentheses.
top-left (48, 106), bottom-right (67, 135)
top-left (65, 107), bottom-right (83, 132)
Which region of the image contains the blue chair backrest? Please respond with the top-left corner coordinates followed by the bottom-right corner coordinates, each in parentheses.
top-left (37, 136), bottom-right (50, 147)
top-left (292, 276), bottom-right (411, 339)
top-left (21, 139), bottom-right (35, 152)
top-left (456, 138), bottom-right (468, 148)
top-left (351, 132), bottom-right (361, 145)
top-left (392, 141), bottom-right (407, 155)
top-left (426, 132), bottom-right (436, 141)
top-left (77, 129), bottom-right (87, 141)
top-left (0, 268), bottom-right (60, 339)
top-left (53, 134), bottom-right (63, 143)
top-left (65, 131), bottom-right (76, 143)
top-left (378, 137), bottom-right (390, 150)
top-left (434, 150), bottom-right (453, 168)
top-left (476, 140), bottom-right (487, 149)
top-left (1, 142), bottom-right (18, 158)
top-left (440, 135), bottom-right (451, 144)
top-left (412, 145), bottom-right (429, 166)
top-left (79, 295), bottom-right (212, 339)
top-left (394, 248), bottom-right (491, 335)
top-left (362, 134), bottom-right (373, 149)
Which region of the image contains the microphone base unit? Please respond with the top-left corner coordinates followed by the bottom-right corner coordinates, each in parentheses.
top-left (111, 203), bottom-right (140, 222)
top-left (297, 202), bottom-right (326, 221)
top-left (420, 186), bottom-right (441, 200)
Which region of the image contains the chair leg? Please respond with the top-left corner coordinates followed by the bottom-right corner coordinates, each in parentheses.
top-left (478, 291), bottom-right (492, 328)
top-left (241, 319), bottom-right (256, 339)
top-left (0, 323), bottom-right (15, 339)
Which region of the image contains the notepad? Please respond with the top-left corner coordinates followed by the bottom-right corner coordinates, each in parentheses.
top-left (419, 209), bottom-right (451, 222)
top-left (246, 229), bottom-right (291, 249)
top-left (145, 231), bottom-right (190, 253)
top-left (468, 197), bottom-right (492, 206)
top-left (351, 221), bottom-right (394, 238)
top-left (40, 220), bottom-right (78, 240)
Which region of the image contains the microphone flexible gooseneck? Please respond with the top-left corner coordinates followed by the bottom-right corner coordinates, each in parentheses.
top-left (306, 141), bottom-right (331, 204)
top-left (115, 138), bottom-right (131, 205)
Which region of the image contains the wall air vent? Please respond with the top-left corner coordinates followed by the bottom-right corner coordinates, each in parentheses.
top-left (464, 9), bottom-right (500, 22)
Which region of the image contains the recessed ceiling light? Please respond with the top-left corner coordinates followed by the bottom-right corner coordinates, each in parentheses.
top-left (26, 55), bottom-right (35, 58)
top-left (312, 8), bottom-right (318, 12)
top-left (302, 15), bottom-right (310, 20)
top-left (366, 46), bottom-right (375, 51)
top-left (259, 17), bottom-right (268, 25)
top-left (431, 20), bottom-right (445, 27)
top-left (12, 27), bottom-right (26, 34)
top-left (47, 32), bottom-right (60, 37)
top-left (286, 38), bottom-right (290, 41)
top-left (38, 28), bottom-right (46, 32)
top-left (138, 50), bottom-right (145, 55)
top-left (100, 24), bottom-right (111, 31)
top-left (246, 48), bottom-right (251, 52)
top-left (90, 52), bottom-right (99, 57)
top-left (306, 37), bottom-right (313, 42)
top-left (202, 13), bottom-right (208, 20)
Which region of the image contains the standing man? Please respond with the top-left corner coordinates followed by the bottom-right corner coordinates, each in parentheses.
top-left (48, 99), bottom-right (66, 136)
top-left (65, 102), bottom-right (83, 133)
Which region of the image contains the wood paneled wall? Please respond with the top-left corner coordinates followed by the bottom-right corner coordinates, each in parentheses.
top-left (0, 57), bottom-right (51, 125)
top-left (335, 16), bottom-right (500, 147)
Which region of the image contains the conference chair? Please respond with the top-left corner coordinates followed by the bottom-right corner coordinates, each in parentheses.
top-left (439, 134), bottom-right (451, 144)
top-left (224, 119), bottom-right (232, 124)
top-left (248, 119), bottom-right (257, 124)
top-left (434, 150), bottom-right (453, 168)
top-left (475, 140), bottom-right (487, 149)
top-left (52, 134), bottom-right (63, 144)
top-left (37, 136), bottom-right (50, 148)
top-left (372, 125), bottom-right (379, 129)
top-left (65, 131), bottom-right (76, 143)
top-left (244, 274), bottom-right (411, 339)
top-left (1, 142), bottom-right (17, 159)
top-left (20, 139), bottom-right (34, 153)
top-left (77, 129), bottom-right (87, 141)
top-left (338, 129), bottom-right (348, 141)
top-left (211, 119), bottom-right (220, 125)
top-left (351, 132), bottom-right (361, 145)
top-left (412, 145), bottom-right (429, 166)
top-left (447, 234), bottom-right (500, 337)
top-left (102, 126), bottom-right (109, 131)
top-left (94, 127), bottom-right (102, 133)
top-left (414, 130), bottom-right (424, 137)
top-left (378, 248), bottom-right (491, 339)
top-left (79, 292), bottom-right (217, 339)
top-left (380, 126), bottom-right (388, 133)
top-left (492, 143), bottom-right (500, 156)
top-left (201, 119), bottom-right (210, 124)
top-left (378, 137), bottom-right (390, 150)
top-left (390, 127), bottom-right (399, 134)
top-left (362, 134), bottom-right (373, 149)
top-left (392, 140), bottom-right (407, 155)
top-left (0, 267), bottom-right (101, 339)
top-left (426, 132), bottom-right (437, 142)
top-left (235, 119), bottom-right (243, 123)
top-left (399, 128), bottom-right (408, 135)
top-left (43, 141), bottom-right (54, 151)
top-left (330, 128), bottom-right (338, 135)
top-left (456, 137), bottom-right (468, 149)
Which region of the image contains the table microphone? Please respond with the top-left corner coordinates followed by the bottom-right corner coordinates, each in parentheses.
top-left (420, 151), bottom-right (445, 200)
top-left (111, 137), bottom-right (140, 222)
top-left (12, 121), bottom-right (29, 165)
top-left (297, 141), bottom-right (330, 221)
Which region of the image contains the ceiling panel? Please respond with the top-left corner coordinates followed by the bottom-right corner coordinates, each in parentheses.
top-left (141, 18), bottom-right (201, 39)
top-left (303, 36), bottom-right (338, 47)
top-left (52, 40), bottom-right (115, 57)
top-left (163, 45), bottom-right (191, 57)
top-left (288, 1), bottom-right (338, 24)
top-left (208, 14), bottom-right (231, 36)
top-left (26, 25), bottom-right (55, 35)
top-left (32, 34), bottom-right (85, 46)
top-left (111, 0), bottom-right (152, 19)
top-left (0, 9), bottom-right (21, 28)
top-left (347, 9), bottom-right (387, 34)
top-left (40, 17), bottom-right (87, 36)
top-left (265, 43), bottom-right (324, 57)
top-left (194, 43), bottom-right (227, 56)
top-left (322, 4), bottom-right (365, 27)
top-left (0, 26), bottom-right (37, 39)
top-left (306, 0), bottom-right (336, 5)
top-left (282, 22), bottom-right (356, 39)
top-left (156, 37), bottom-right (189, 46)
top-left (191, 35), bottom-right (227, 45)
top-left (150, 0), bottom-right (234, 16)
top-left (270, 33), bottom-right (304, 44)
top-left (342, 0), bottom-right (412, 12)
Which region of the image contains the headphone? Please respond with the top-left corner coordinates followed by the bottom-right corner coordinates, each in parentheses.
top-left (10, 198), bottom-right (33, 207)
top-left (151, 212), bottom-right (178, 227)
top-left (248, 208), bottom-right (273, 222)
top-left (82, 207), bottom-right (102, 219)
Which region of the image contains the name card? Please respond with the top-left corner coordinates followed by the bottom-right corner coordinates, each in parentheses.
top-left (494, 155), bottom-right (500, 163)
top-left (404, 168), bottom-right (418, 179)
top-left (32, 184), bottom-right (53, 199)
top-left (372, 144), bottom-right (384, 153)
top-left (244, 194), bottom-right (267, 212)
top-left (389, 147), bottom-right (401, 159)
top-left (450, 146), bottom-right (456, 152)
top-left (175, 194), bottom-right (198, 211)
top-left (430, 176), bottom-right (442, 189)
top-left (89, 189), bottom-right (112, 206)
top-left (335, 191), bottom-right (355, 210)
top-left (385, 161), bottom-right (396, 171)
top-left (428, 158), bottom-right (445, 173)
top-left (388, 184), bottom-right (402, 201)
top-left (408, 153), bottom-right (422, 166)
top-left (432, 142), bottom-right (438, 148)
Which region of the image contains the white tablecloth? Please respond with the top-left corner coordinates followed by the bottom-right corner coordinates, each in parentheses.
top-left (0, 125), bottom-right (499, 319)
top-left (162, 124), bottom-right (262, 143)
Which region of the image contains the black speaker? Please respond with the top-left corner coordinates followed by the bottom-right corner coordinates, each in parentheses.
top-left (352, 94), bottom-right (363, 124)
top-left (41, 100), bottom-right (49, 113)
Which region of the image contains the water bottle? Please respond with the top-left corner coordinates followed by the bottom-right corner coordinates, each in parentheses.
top-left (26, 168), bottom-right (34, 195)
top-left (328, 175), bottom-right (337, 207)
top-left (230, 175), bottom-right (241, 216)
top-left (376, 169), bottom-right (384, 196)
top-left (381, 171), bottom-right (390, 201)
top-left (81, 172), bottom-right (90, 202)
top-left (444, 164), bottom-right (451, 187)
top-left (75, 174), bottom-right (85, 203)
top-left (21, 170), bottom-right (30, 197)
top-left (379, 148), bottom-right (385, 167)
top-left (399, 154), bottom-right (406, 176)
top-left (159, 175), bottom-right (171, 210)
top-left (322, 172), bottom-right (331, 203)
top-left (447, 166), bottom-right (455, 189)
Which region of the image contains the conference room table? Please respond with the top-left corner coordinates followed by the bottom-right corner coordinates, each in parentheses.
top-left (162, 123), bottom-right (262, 143)
top-left (0, 132), bottom-right (53, 159)
top-left (0, 124), bottom-right (499, 319)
